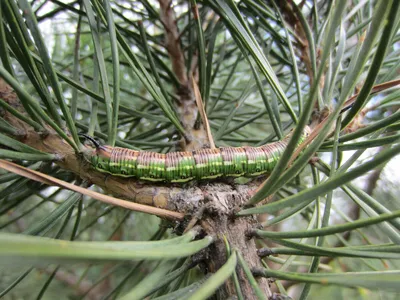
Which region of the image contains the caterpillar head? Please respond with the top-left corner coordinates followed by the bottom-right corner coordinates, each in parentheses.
top-left (91, 146), bottom-right (112, 173)
top-left (80, 134), bottom-right (112, 173)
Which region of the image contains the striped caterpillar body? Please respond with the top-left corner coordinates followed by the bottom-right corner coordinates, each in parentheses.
top-left (83, 127), bottom-right (311, 183)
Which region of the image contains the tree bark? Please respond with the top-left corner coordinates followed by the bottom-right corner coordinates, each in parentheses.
top-left (200, 183), bottom-right (272, 298)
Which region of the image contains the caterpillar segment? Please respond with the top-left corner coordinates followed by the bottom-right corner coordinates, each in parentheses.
top-left (242, 146), bottom-right (268, 176)
top-left (220, 147), bottom-right (247, 177)
top-left (86, 126), bottom-right (311, 183)
top-left (166, 151), bottom-right (195, 182)
top-left (260, 141), bottom-right (285, 169)
top-left (193, 148), bottom-right (224, 180)
top-left (110, 146), bottom-right (138, 176)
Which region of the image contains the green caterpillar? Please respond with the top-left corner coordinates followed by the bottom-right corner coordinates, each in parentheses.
top-left (82, 127), bottom-right (310, 183)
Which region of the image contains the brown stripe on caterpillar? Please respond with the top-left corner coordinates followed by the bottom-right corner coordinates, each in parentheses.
top-left (220, 147), bottom-right (247, 176)
top-left (243, 146), bottom-right (267, 175)
top-left (110, 147), bottom-right (139, 176)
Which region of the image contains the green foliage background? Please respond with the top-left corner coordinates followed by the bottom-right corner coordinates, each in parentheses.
top-left (0, 0), bottom-right (400, 299)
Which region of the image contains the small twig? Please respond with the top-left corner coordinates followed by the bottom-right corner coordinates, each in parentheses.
top-left (0, 160), bottom-right (185, 221)
top-left (191, 76), bottom-right (215, 148)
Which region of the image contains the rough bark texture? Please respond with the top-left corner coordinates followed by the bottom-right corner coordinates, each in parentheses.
top-left (199, 184), bottom-right (271, 298)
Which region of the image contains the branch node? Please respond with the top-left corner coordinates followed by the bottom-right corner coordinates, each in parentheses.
top-left (245, 228), bottom-right (257, 239)
top-left (257, 247), bottom-right (274, 257)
